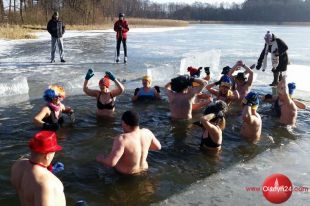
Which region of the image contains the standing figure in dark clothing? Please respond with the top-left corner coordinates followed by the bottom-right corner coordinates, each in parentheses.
top-left (47, 12), bottom-right (66, 63)
top-left (113, 13), bottom-right (129, 63)
top-left (256, 31), bottom-right (289, 86)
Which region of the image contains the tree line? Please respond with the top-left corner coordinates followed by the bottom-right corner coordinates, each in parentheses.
top-left (0, 0), bottom-right (310, 25)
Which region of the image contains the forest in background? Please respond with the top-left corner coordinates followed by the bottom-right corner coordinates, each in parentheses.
top-left (0, 0), bottom-right (310, 25)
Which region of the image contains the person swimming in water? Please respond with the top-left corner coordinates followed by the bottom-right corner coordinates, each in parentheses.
top-left (241, 92), bottom-right (262, 142)
top-left (132, 75), bottom-right (161, 102)
top-left (33, 85), bottom-right (73, 131)
top-left (199, 100), bottom-right (227, 151)
top-left (83, 69), bottom-right (124, 117)
top-left (11, 131), bottom-right (65, 206)
top-left (228, 62), bottom-right (255, 102)
top-left (206, 75), bottom-right (239, 106)
top-left (165, 75), bottom-right (207, 119)
top-left (96, 110), bottom-right (161, 174)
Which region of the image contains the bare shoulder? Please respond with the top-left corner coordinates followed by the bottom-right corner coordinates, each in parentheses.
top-left (11, 159), bottom-right (28, 171)
top-left (140, 128), bottom-right (154, 136)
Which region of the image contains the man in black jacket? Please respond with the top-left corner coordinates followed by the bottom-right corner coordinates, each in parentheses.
top-left (47, 12), bottom-right (65, 63)
top-left (256, 31), bottom-right (289, 86)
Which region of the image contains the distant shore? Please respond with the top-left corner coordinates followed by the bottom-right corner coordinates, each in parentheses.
top-left (2, 18), bottom-right (310, 40)
top-left (189, 20), bottom-right (310, 26)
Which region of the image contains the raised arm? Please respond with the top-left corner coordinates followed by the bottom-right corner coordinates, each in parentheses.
top-left (206, 82), bottom-right (219, 96)
top-left (243, 64), bottom-right (254, 87)
top-left (83, 69), bottom-right (99, 97)
top-left (228, 60), bottom-right (243, 77)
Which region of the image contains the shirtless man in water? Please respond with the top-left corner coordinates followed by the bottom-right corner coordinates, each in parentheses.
top-left (11, 131), bottom-right (65, 206)
top-left (228, 62), bottom-right (255, 102)
top-left (165, 75), bottom-right (207, 119)
top-left (96, 110), bottom-right (161, 174)
top-left (241, 92), bottom-right (262, 142)
top-left (277, 75), bottom-right (297, 126)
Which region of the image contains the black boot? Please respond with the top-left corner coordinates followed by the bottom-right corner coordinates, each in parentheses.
top-left (269, 71), bottom-right (280, 86)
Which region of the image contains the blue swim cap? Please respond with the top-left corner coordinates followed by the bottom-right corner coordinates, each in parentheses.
top-left (220, 75), bottom-right (232, 87)
top-left (245, 92), bottom-right (259, 106)
top-left (43, 89), bottom-right (57, 102)
top-left (288, 82), bottom-right (296, 95)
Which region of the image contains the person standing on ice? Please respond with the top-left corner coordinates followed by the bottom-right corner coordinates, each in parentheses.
top-left (256, 31), bottom-right (289, 86)
top-left (114, 13), bottom-right (129, 63)
top-left (47, 11), bottom-right (66, 63)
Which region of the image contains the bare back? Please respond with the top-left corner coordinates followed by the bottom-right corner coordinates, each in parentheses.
top-left (241, 113), bottom-right (262, 142)
top-left (166, 87), bottom-right (201, 119)
top-left (11, 159), bottom-right (65, 206)
top-left (115, 128), bottom-right (160, 174)
top-left (279, 98), bottom-right (297, 126)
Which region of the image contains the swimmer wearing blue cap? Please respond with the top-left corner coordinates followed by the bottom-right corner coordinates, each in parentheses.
top-left (241, 92), bottom-right (262, 142)
top-left (206, 75), bottom-right (239, 106)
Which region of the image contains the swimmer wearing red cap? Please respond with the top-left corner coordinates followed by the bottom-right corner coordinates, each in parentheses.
top-left (83, 69), bottom-right (124, 117)
top-left (11, 131), bottom-right (66, 206)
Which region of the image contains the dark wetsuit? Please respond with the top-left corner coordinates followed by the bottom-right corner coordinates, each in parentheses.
top-left (200, 135), bottom-right (221, 148)
top-left (97, 93), bottom-right (115, 110)
top-left (42, 106), bottom-right (64, 125)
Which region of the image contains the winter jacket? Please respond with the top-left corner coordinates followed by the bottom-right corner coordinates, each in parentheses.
top-left (114, 19), bottom-right (129, 40)
top-left (256, 38), bottom-right (288, 72)
top-left (47, 18), bottom-right (65, 38)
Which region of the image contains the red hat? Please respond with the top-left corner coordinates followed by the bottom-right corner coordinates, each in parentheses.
top-left (29, 131), bottom-right (62, 154)
top-left (187, 66), bottom-right (199, 77)
top-left (99, 76), bottom-right (110, 88)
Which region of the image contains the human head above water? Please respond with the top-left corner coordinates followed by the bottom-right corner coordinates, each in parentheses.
top-left (29, 131), bottom-right (62, 154)
top-left (121, 110), bottom-right (139, 128)
top-left (170, 75), bottom-right (190, 93)
top-left (43, 85), bottom-right (66, 102)
top-left (99, 76), bottom-right (110, 88)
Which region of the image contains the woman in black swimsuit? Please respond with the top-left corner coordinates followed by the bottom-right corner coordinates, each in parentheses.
top-left (33, 85), bottom-right (73, 131)
top-left (200, 100), bottom-right (227, 151)
top-left (83, 69), bottom-right (124, 117)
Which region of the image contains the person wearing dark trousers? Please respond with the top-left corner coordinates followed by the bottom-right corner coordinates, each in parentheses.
top-left (47, 11), bottom-right (65, 63)
top-left (113, 13), bottom-right (129, 63)
top-left (256, 31), bottom-right (289, 86)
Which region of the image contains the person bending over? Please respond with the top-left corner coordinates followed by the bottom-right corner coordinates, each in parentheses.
top-left (33, 85), bottom-right (73, 131)
top-left (165, 75), bottom-right (207, 120)
top-left (132, 75), bottom-right (161, 102)
top-left (96, 111), bottom-right (161, 174)
top-left (11, 131), bottom-right (65, 206)
top-left (83, 69), bottom-right (124, 117)
top-left (241, 92), bottom-right (262, 142)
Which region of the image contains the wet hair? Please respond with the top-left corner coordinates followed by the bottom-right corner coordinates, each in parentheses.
top-left (204, 100), bottom-right (227, 130)
top-left (171, 75), bottom-right (190, 93)
top-left (264, 94), bottom-right (273, 100)
top-left (122, 110), bottom-right (139, 127)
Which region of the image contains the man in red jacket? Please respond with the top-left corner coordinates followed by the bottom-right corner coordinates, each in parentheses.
top-left (114, 13), bottom-right (129, 63)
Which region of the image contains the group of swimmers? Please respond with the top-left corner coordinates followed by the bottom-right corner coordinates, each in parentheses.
top-left (10, 31), bottom-right (302, 206)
